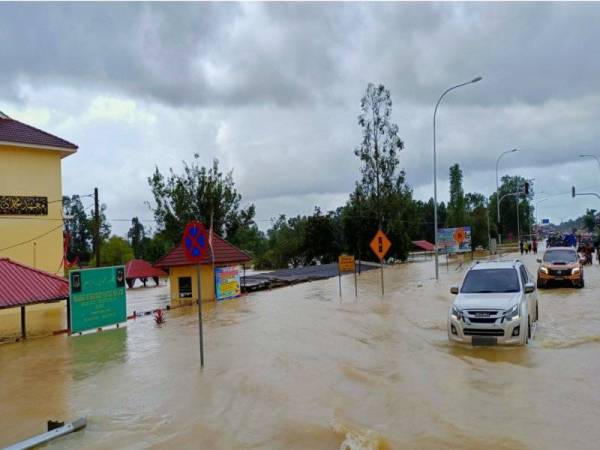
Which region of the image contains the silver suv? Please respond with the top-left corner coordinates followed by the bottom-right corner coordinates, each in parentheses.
top-left (448, 260), bottom-right (539, 346)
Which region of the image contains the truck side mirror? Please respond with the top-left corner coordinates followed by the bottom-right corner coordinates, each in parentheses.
top-left (450, 286), bottom-right (459, 295)
top-left (524, 282), bottom-right (535, 293)
top-left (536, 259), bottom-right (542, 264)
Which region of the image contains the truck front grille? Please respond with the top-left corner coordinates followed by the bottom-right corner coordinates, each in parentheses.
top-left (464, 328), bottom-right (505, 337)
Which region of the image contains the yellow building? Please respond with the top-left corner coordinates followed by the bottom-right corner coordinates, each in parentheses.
top-left (154, 233), bottom-right (251, 306)
top-left (0, 111), bottom-right (77, 274)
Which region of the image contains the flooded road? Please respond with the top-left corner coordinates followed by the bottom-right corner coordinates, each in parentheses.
top-left (1, 251), bottom-right (600, 449)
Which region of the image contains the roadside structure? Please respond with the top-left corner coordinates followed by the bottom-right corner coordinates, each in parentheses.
top-left (0, 111), bottom-right (78, 274)
top-left (0, 257), bottom-right (69, 339)
top-left (124, 259), bottom-right (168, 288)
top-left (412, 240), bottom-right (435, 252)
top-left (154, 233), bottom-right (251, 305)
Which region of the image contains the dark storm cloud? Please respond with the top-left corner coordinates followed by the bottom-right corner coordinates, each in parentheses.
top-left (3, 2), bottom-right (600, 109)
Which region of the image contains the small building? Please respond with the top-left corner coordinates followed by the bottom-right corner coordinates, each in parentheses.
top-left (0, 257), bottom-right (69, 340)
top-left (0, 111), bottom-right (77, 274)
top-left (124, 259), bottom-right (168, 288)
top-left (412, 240), bottom-right (435, 252)
top-left (154, 233), bottom-right (251, 306)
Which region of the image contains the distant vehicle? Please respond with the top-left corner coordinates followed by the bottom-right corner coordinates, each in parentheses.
top-left (537, 247), bottom-right (584, 288)
top-left (448, 260), bottom-right (538, 346)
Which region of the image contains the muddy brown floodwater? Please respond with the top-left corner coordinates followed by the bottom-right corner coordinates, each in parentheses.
top-left (1, 250), bottom-right (600, 449)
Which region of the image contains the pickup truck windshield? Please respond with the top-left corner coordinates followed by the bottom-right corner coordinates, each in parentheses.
top-left (543, 250), bottom-right (577, 263)
top-left (460, 268), bottom-right (520, 294)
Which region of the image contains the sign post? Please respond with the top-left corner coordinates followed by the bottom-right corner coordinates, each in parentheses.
top-left (182, 221), bottom-right (208, 368)
top-left (69, 266), bottom-right (126, 334)
top-left (369, 230), bottom-right (391, 295)
top-left (338, 255), bottom-right (356, 298)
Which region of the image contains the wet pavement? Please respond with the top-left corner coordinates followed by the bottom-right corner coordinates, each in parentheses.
top-left (1, 250), bottom-right (600, 449)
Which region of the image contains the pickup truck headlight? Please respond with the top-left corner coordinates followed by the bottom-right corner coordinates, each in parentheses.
top-left (572, 267), bottom-right (580, 274)
top-left (451, 305), bottom-right (464, 321)
top-left (503, 304), bottom-right (520, 322)
top-left (539, 267), bottom-right (548, 274)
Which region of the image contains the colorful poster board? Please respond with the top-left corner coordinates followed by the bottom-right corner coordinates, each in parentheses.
top-left (215, 266), bottom-right (241, 300)
top-left (437, 226), bottom-right (472, 253)
top-left (69, 266), bottom-right (127, 334)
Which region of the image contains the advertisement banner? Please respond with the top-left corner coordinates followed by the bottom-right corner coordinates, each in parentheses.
top-left (215, 266), bottom-right (241, 300)
top-left (69, 266), bottom-right (127, 334)
top-left (437, 226), bottom-right (472, 254)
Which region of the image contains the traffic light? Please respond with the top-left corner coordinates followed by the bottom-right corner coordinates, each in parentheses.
top-left (572, 186), bottom-right (576, 198)
top-left (524, 182), bottom-right (529, 195)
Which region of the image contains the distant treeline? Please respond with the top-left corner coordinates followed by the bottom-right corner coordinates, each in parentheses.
top-left (63, 83), bottom-right (537, 269)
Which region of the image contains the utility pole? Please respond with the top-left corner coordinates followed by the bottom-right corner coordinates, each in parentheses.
top-left (94, 187), bottom-right (100, 267)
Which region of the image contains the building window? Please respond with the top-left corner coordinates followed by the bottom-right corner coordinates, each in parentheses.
top-left (178, 277), bottom-right (192, 298)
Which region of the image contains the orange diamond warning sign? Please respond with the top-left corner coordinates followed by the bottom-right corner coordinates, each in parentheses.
top-left (370, 230), bottom-right (391, 262)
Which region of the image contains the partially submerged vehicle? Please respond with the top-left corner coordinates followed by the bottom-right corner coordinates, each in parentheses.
top-left (537, 246), bottom-right (584, 288)
top-left (448, 260), bottom-right (538, 346)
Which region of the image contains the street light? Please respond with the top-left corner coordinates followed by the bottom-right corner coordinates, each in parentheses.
top-left (433, 76), bottom-right (483, 280)
top-left (579, 154), bottom-right (600, 171)
top-left (495, 148), bottom-right (518, 247)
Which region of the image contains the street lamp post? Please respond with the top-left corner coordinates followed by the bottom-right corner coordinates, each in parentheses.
top-left (495, 148), bottom-right (518, 249)
top-left (579, 154), bottom-right (600, 172)
top-left (433, 76), bottom-right (482, 280)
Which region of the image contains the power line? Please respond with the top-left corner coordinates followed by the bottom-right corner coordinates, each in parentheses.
top-left (0, 204), bottom-right (94, 252)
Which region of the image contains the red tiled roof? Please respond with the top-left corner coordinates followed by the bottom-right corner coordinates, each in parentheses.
top-left (125, 259), bottom-right (168, 279)
top-left (0, 116), bottom-right (78, 150)
top-left (0, 258), bottom-right (69, 309)
top-left (155, 233), bottom-right (252, 268)
top-left (412, 240), bottom-right (435, 251)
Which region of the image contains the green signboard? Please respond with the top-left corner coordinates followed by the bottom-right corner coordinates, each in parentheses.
top-left (69, 266), bottom-right (127, 334)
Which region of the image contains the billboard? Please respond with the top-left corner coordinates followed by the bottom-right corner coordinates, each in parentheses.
top-left (215, 266), bottom-right (241, 300)
top-left (69, 266), bottom-right (127, 334)
top-left (437, 226), bottom-right (472, 254)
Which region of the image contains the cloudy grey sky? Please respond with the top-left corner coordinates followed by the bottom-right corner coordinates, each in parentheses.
top-left (2, 2), bottom-right (600, 235)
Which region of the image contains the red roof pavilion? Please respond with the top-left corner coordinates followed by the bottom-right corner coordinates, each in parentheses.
top-left (125, 259), bottom-right (168, 279)
top-left (0, 258), bottom-right (69, 339)
top-left (412, 240), bottom-right (435, 251)
top-left (0, 258), bottom-right (69, 309)
top-left (154, 233), bottom-right (252, 268)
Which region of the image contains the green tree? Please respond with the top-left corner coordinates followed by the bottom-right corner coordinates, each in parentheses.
top-left (127, 217), bottom-right (146, 259)
top-left (355, 83), bottom-right (404, 225)
top-left (466, 192), bottom-right (489, 249)
top-left (148, 156), bottom-right (254, 245)
top-left (303, 207), bottom-right (339, 264)
top-left (91, 236), bottom-right (134, 267)
top-left (489, 175), bottom-right (534, 241)
top-left (255, 215), bottom-right (307, 269)
top-left (447, 164), bottom-right (467, 227)
top-left (583, 209), bottom-right (597, 232)
top-left (140, 233), bottom-right (170, 264)
top-left (63, 195), bottom-right (92, 263)
top-left (345, 82), bottom-right (412, 261)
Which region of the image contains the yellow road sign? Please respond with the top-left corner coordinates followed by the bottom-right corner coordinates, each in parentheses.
top-left (370, 230), bottom-right (391, 262)
top-left (338, 255), bottom-right (355, 272)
